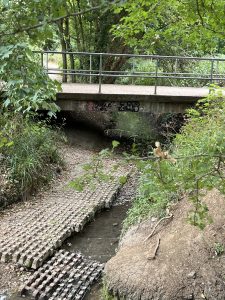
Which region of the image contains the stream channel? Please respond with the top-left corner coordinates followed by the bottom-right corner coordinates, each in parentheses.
top-left (3, 122), bottom-right (135, 300)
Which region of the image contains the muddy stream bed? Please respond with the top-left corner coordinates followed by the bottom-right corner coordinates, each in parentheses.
top-left (0, 123), bottom-right (136, 300)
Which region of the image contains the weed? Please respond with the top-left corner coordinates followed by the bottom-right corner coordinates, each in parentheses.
top-left (214, 242), bottom-right (224, 256)
top-left (101, 280), bottom-right (119, 300)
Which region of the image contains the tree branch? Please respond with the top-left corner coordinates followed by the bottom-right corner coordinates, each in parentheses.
top-left (0, 3), bottom-right (113, 37)
top-left (196, 0), bottom-right (205, 27)
top-left (195, 0), bottom-right (225, 37)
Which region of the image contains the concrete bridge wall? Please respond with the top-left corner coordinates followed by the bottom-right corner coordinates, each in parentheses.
top-left (56, 93), bottom-right (199, 114)
top-left (56, 83), bottom-right (207, 113)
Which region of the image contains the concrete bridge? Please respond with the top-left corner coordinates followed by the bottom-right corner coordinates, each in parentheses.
top-left (35, 51), bottom-right (225, 113)
top-left (57, 83), bottom-right (209, 113)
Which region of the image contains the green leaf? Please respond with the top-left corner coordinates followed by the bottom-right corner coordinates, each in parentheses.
top-left (119, 175), bottom-right (127, 185)
top-left (112, 140), bottom-right (120, 149)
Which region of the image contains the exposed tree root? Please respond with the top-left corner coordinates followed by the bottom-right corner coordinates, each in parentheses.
top-left (144, 214), bottom-right (173, 242)
top-left (147, 237), bottom-right (161, 260)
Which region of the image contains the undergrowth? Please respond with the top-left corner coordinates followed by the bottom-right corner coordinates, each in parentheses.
top-left (0, 114), bottom-right (64, 206)
top-left (101, 280), bottom-right (123, 300)
top-left (123, 86), bottom-right (225, 230)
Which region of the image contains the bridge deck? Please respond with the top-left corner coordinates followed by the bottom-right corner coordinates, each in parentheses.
top-left (57, 83), bottom-right (211, 113)
top-left (61, 83), bottom-right (209, 98)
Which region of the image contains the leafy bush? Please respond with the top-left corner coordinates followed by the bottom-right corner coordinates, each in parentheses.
top-left (124, 86), bottom-right (225, 230)
top-left (0, 43), bottom-right (61, 115)
top-left (0, 114), bottom-right (63, 204)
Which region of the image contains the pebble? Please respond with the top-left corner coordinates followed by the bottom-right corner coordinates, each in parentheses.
top-left (187, 271), bottom-right (196, 279)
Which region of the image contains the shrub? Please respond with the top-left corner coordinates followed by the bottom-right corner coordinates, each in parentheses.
top-left (0, 114), bottom-right (63, 205)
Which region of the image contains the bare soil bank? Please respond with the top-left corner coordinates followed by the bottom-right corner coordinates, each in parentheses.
top-left (105, 189), bottom-right (225, 300)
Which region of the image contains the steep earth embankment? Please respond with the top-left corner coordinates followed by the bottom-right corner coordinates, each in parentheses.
top-left (105, 189), bottom-right (225, 300)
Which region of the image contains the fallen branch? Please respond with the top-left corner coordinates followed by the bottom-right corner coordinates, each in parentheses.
top-left (144, 214), bottom-right (173, 242)
top-left (147, 237), bottom-right (161, 260)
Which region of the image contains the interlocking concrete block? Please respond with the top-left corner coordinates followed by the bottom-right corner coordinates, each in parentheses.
top-left (21, 251), bottom-right (103, 300)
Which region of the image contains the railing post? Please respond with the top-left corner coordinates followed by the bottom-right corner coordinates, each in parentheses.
top-left (154, 58), bottom-right (159, 95)
top-left (216, 60), bottom-right (219, 76)
top-left (209, 60), bottom-right (214, 93)
top-left (99, 54), bottom-right (103, 93)
top-left (132, 60), bottom-right (135, 85)
top-left (46, 52), bottom-right (49, 73)
top-left (90, 54), bottom-right (92, 84)
top-left (210, 60), bottom-right (214, 83)
top-left (175, 58), bottom-right (178, 73)
top-left (41, 52), bottom-right (44, 68)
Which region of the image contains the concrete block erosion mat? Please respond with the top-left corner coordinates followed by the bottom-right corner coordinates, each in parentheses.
top-left (0, 178), bottom-right (125, 269)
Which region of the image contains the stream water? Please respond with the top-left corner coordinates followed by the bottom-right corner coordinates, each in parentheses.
top-left (4, 122), bottom-right (133, 300)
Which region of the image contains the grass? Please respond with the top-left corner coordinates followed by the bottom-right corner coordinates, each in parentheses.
top-left (122, 195), bottom-right (169, 231)
top-left (101, 280), bottom-right (121, 300)
top-left (0, 114), bottom-right (64, 204)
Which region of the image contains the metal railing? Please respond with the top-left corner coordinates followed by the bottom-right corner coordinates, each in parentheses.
top-left (34, 50), bottom-right (225, 94)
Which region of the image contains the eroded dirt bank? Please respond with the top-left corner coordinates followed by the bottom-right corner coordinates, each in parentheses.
top-left (105, 189), bottom-right (225, 300)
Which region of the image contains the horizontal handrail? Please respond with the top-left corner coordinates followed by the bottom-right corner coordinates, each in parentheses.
top-left (46, 67), bottom-right (225, 78)
top-left (46, 67), bottom-right (223, 75)
top-left (34, 50), bottom-right (225, 62)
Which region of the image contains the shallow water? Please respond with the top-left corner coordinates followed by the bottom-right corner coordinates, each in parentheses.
top-left (62, 204), bottom-right (129, 263)
top-left (63, 204), bottom-right (130, 300)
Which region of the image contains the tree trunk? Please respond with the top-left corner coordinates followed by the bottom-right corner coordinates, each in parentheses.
top-left (65, 17), bottom-right (76, 82)
top-left (58, 20), bottom-right (68, 83)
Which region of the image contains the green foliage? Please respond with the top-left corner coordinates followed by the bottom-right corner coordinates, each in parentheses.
top-left (69, 140), bottom-right (125, 192)
top-left (0, 0), bottom-right (66, 114)
top-left (113, 112), bottom-right (157, 142)
top-left (125, 87), bottom-right (225, 229)
top-left (214, 242), bottom-right (224, 256)
top-left (0, 132), bottom-right (13, 148)
top-left (112, 140), bottom-right (120, 149)
top-left (0, 0), bottom-right (66, 40)
top-left (101, 280), bottom-right (118, 300)
top-left (0, 114), bottom-right (63, 200)
top-left (112, 0), bottom-right (225, 54)
top-left (0, 43), bottom-right (61, 114)
top-left (116, 58), bottom-right (158, 86)
top-left (116, 54), bottom-right (225, 89)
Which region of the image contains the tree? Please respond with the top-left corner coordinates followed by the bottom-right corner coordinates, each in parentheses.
top-left (53, 0), bottom-right (129, 83)
top-left (112, 0), bottom-right (225, 55)
top-left (0, 0), bottom-right (68, 113)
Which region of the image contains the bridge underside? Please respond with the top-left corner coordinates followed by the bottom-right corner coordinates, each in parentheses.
top-left (57, 83), bottom-right (208, 113)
